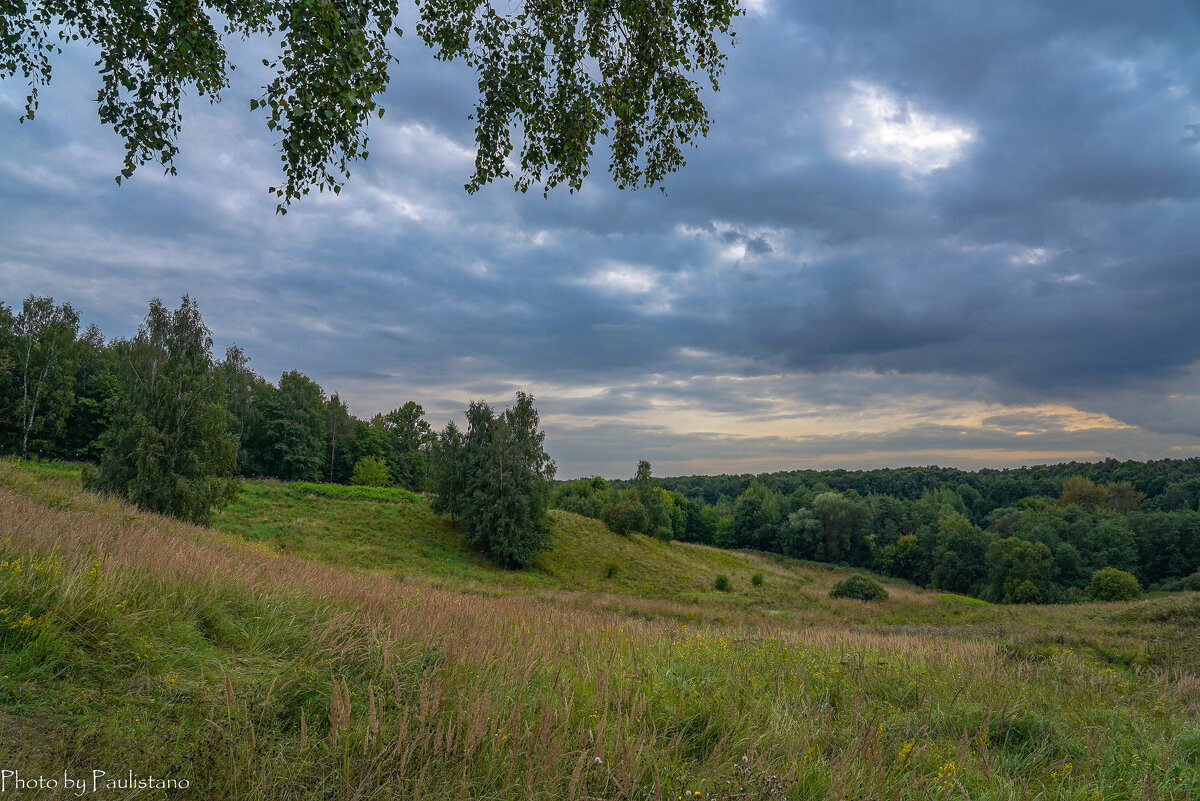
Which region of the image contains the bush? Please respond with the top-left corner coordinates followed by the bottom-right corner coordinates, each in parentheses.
top-left (751, 572), bottom-right (764, 587)
top-left (350, 456), bottom-right (391, 487)
top-left (1087, 567), bottom-right (1142, 601)
top-left (1182, 570), bottom-right (1200, 592)
top-left (713, 574), bottom-right (731, 592)
top-left (601, 497), bottom-right (648, 535)
top-left (604, 561), bottom-right (619, 580)
top-left (829, 574), bottom-right (888, 601)
top-left (1009, 579), bottom-right (1042, 604)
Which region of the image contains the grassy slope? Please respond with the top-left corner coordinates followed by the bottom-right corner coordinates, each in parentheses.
top-left (211, 478), bottom-right (825, 609)
top-left (2, 460), bottom-right (1199, 800)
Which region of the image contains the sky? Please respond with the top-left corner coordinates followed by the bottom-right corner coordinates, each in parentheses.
top-left (2, 0), bottom-right (1200, 479)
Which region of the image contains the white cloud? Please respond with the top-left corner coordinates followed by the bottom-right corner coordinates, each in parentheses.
top-left (581, 262), bottom-right (661, 294)
top-left (376, 122), bottom-right (475, 172)
top-left (836, 81), bottom-right (976, 174)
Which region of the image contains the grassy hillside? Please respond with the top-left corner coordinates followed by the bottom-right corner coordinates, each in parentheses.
top-left (210, 477), bottom-right (834, 611)
top-left (2, 459), bottom-right (1199, 800)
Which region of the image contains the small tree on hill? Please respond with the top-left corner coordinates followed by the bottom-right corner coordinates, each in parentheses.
top-left (431, 392), bottom-right (556, 568)
top-left (350, 456), bottom-right (390, 487)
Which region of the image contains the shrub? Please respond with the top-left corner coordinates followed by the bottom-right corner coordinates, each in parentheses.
top-left (350, 456), bottom-right (391, 487)
top-left (604, 561), bottom-right (619, 580)
top-left (1009, 579), bottom-right (1042, 604)
top-left (601, 497), bottom-right (647, 535)
top-left (713, 574), bottom-right (731, 592)
top-left (751, 572), bottom-right (764, 587)
top-left (1182, 570), bottom-right (1200, 592)
top-left (1087, 567), bottom-right (1142, 602)
top-left (829, 574), bottom-right (888, 601)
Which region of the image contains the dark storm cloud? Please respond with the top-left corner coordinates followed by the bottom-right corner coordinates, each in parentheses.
top-left (3, 0), bottom-right (1200, 474)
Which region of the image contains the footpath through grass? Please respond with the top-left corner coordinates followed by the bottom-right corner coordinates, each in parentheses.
top-left (2, 459), bottom-right (1199, 800)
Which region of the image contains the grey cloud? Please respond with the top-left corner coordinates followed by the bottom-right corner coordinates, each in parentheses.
top-left (4, 0), bottom-right (1200, 472)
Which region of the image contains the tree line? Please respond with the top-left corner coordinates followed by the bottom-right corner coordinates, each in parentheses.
top-left (9, 291), bottom-right (1200, 592)
top-left (557, 462), bottom-right (1200, 603)
top-left (0, 294), bottom-right (555, 566)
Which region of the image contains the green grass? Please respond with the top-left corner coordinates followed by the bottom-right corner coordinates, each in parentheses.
top-left (289, 481), bottom-right (423, 503)
top-left (211, 475), bottom-right (827, 612)
top-left (936, 592), bottom-right (990, 606)
top-left (3, 458), bottom-right (1200, 800)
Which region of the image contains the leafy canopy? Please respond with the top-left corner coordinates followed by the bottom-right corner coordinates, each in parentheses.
top-left (2, 0), bottom-right (741, 210)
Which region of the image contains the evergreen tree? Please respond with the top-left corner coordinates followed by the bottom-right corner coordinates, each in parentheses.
top-left (85, 296), bottom-right (236, 524)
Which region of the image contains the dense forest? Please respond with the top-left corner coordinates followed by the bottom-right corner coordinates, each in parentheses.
top-left (555, 459), bottom-right (1200, 602)
top-left (4, 292), bottom-right (1200, 600)
top-left (0, 293), bottom-right (554, 566)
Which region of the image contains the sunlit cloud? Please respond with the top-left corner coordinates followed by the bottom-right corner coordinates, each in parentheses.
top-left (836, 81), bottom-right (976, 174)
top-left (581, 263), bottom-right (661, 295)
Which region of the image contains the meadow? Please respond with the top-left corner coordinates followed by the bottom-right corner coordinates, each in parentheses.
top-left (2, 459), bottom-right (1198, 799)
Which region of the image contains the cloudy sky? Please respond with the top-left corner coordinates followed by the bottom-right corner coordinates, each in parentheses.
top-left (3, 0), bottom-right (1200, 478)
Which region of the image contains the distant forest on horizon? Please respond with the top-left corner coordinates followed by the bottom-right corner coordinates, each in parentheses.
top-left (559, 455), bottom-right (1200, 603)
top-left (4, 291), bottom-right (1200, 603)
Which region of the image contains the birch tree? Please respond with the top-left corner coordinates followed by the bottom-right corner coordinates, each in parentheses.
top-left (2, 0), bottom-right (740, 210)
top-left (8, 295), bottom-right (80, 457)
top-left (86, 295), bottom-right (237, 524)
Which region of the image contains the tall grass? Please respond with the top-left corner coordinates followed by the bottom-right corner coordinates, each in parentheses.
top-left (2, 459), bottom-right (1199, 799)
